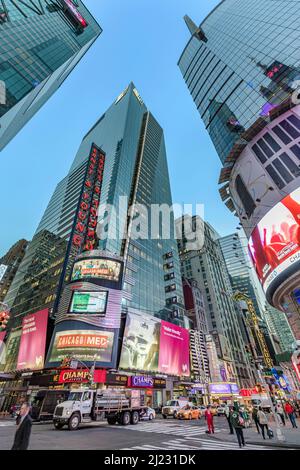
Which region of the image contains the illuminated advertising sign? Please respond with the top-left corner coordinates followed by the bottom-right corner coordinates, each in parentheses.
top-left (71, 145), bottom-right (105, 253)
top-left (70, 291), bottom-right (108, 315)
top-left (209, 383), bottom-right (239, 395)
top-left (59, 0), bottom-right (88, 28)
top-left (17, 309), bottom-right (48, 371)
top-left (130, 376), bottom-right (154, 388)
top-left (48, 329), bottom-right (114, 364)
top-left (248, 187), bottom-right (300, 293)
top-left (292, 350), bottom-right (300, 382)
top-left (58, 369), bottom-right (106, 384)
top-left (71, 258), bottom-right (121, 283)
top-left (119, 312), bottom-right (190, 377)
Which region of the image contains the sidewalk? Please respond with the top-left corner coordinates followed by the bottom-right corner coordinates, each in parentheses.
top-left (212, 418), bottom-right (300, 449)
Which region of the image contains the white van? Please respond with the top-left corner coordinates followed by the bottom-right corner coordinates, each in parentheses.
top-left (162, 399), bottom-right (189, 418)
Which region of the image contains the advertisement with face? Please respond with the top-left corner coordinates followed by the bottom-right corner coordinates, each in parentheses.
top-left (48, 329), bottom-right (114, 364)
top-left (71, 259), bottom-right (121, 283)
top-left (159, 320), bottom-right (190, 376)
top-left (248, 187), bottom-right (300, 292)
top-left (119, 314), bottom-right (160, 372)
top-left (17, 309), bottom-right (48, 370)
top-left (119, 312), bottom-right (190, 376)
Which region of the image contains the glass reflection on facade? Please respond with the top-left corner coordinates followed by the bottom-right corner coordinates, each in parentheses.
top-left (178, 1), bottom-right (300, 164)
top-left (0, 0), bottom-right (101, 150)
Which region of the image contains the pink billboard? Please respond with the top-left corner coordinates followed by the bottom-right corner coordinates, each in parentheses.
top-left (158, 320), bottom-right (190, 376)
top-left (17, 309), bottom-right (48, 370)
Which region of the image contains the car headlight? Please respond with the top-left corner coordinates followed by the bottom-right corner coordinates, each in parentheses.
top-left (66, 409), bottom-right (71, 416)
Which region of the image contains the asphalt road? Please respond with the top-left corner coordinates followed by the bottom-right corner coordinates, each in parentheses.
top-left (0, 416), bottom-right (286, 451)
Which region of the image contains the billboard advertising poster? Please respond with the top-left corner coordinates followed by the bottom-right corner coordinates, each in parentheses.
top-left (70, 291), bottom-right (108, 314)
top-left (159, 320), bottom-right (190, 376)
top-left (71, 259), bottom-right (122, 283)
top-left (209, 383), bottom-right (232, 394)
top-left (119, 312), bottom-right (190, 377)
top-left (248, 187), bottom-right (300, 293)
top-left (48, 329), bottom-right (114, 365)
top-left (17, 309), bottom-right (48, 370)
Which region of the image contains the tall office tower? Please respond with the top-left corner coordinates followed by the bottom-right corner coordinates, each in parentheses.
top-left (264, 302), bottom-right (296, 354)
top-left (183, 278), bottom-right (210, 381)
top-left (0, 239), bottom-right (28, 303)
top-left (178, 2), bottom-right (300, 338)
top-left (178, 216), bottom-right (256, 388)
top-left (4, 84), bottom-right (186, 370)
top-left (0, 0), bottom-right (101, 150)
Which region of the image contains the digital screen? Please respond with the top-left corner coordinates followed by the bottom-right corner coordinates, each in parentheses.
top-left (248, 187), bottom-right (300, 292)
top-left (17, 309), bottom-right (48, 371)
top-left (71, 259), bottom-right (121, 283)
top-left (293, 288), bottom-right (300, 305)
top-left (60, 0), bottom-right (88, 28)
top-left (48, 329), bottom-right (114, 364)
top-left (70, 291), bottom-right (107, 314)
top-left (119, 312), bottom-right (190, 376)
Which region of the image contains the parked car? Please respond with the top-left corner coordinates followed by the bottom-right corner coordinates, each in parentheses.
top-left (162, 399), bottom-right (189, 419)
top-left (177, 405), bottom-right (202, 420)
top-left (140, 407), bottom-right (156, 421)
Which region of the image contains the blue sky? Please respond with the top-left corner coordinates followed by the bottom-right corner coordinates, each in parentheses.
top-left (0, 0), bottom-right (238, 257)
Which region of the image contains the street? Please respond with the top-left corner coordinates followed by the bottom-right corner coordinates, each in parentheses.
top-left (1, 416), bottom-right (299, 451)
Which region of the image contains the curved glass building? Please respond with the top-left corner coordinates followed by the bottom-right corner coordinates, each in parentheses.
top-left (178, 1), bottom-right (300, 339)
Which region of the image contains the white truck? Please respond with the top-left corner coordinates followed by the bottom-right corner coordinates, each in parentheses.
top-left (53, 388), bottom-right (148, 430)
top-left (251, 393), bottom-right (272, 412)
top-left (161, 398), bottom-right (189, 419)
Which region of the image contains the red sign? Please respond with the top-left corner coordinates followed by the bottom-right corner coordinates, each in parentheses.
top-left (0, 331), bottom-right (5, 343)
top-left (58, 368), bottom-right (106, 384)
top-left (60, 0), bottom-right (88, 28)
top-left (72, 145), bottom-right (105, 254)
top-left (57, 333), bottom-right (109, 349)
top-left (17, 309), bottom-right (48, 370)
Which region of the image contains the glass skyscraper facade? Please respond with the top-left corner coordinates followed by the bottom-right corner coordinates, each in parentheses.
top-left (4, 84), bottom-right (185, 371)
top-left (178, 1), bottom-right (300, 164)
top-left (0, 0), bottom-right (101, 150)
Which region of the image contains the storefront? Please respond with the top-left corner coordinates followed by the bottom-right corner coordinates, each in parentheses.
top-left (126, 375), bottom-right (167, 409)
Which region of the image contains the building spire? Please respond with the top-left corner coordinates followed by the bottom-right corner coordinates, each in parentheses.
top-left (184, 15), bottom-right (199, 36)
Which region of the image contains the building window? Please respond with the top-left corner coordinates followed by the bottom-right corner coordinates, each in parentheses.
top-left (235, 174), bottom-right (256, 217)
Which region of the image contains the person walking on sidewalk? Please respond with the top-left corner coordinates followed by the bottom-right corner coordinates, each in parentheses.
top-left (252, 406), bottom-right (260, 434)
top-left (275, 403), bottom-right (285, 426)
top-left (11, 402), bottom-right (32, 450)
top-left (204, 405), bottom-right (215, 434)
top-left (230, 407), bottom-right (245, 448)
top-left (257, 407), bottom-right (271, 439)
top-left (284, 402), bottom-right (298, 428)
top-left (224, 402), bottom-right (234, 434)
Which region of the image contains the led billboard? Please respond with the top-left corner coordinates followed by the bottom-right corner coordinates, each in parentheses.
top-left (69, 291), bottom-right (108, 315)
top-left (248, 187), bottom-right (300, 293)
top-left (119, 312), bottom-right (190, 376)
top-left (17, 309), bottom-right (48, 370)
top-left (48, 329), bottom-right (114, 364)
top-left (71, 258), bottom-right (122, 283)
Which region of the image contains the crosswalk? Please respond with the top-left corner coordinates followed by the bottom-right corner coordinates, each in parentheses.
top-left (120, 437), bottom-right (274, 451)
top-left (0, 421), bottom-right (14, 427)
top-left (112, 421), bottom-right (226, 438)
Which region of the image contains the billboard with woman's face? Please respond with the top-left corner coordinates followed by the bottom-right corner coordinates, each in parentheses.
top-left (248, 187), bottom-right (300, 293)
top-left (119, 312), bottom-right (190, 376)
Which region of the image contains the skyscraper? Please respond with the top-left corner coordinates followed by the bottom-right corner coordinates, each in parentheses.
top-left (4, 84), bottom-right (185, 371)
top-left (178, 2), bottom-right (300, 338)
top-left (0, 0), bottom-right (101, 150)
top-left (0, 239), bottom-right (28, 303)
top-left (178, 216), bottom-right (256, 388)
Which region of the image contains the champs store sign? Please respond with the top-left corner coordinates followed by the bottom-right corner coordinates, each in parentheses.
top-left (57, 369), bottom-right (107, 384)
top-left (72, 144), bottom-right (105, 253)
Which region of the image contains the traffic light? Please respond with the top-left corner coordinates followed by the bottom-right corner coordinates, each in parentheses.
top-left (0, 309), bottom-right (10, 331)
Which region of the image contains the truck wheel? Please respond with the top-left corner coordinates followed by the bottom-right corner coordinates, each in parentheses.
top-left (68, 413), bottom-right (80, 431)
top-left (149, 414), bottom-right (154, 421)
top-left (173, 412), bottom-right (177, 419)
top-left (130, 411), bottom-right (139, 425)
top-left (54, 422), bottom-right (64, 430)
top-left (107, 416), bottom-right (117, 425)
top-left (121, 411), bottom-right (131, 426)
top-left (162, 415), bottom-right (167, 419)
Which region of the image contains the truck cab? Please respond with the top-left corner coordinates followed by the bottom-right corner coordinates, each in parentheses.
top-left (53, 389), bottom-right (96, 430)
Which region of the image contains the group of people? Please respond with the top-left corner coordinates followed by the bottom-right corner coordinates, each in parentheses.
top-left (204, 400), bottom-right (299, 448)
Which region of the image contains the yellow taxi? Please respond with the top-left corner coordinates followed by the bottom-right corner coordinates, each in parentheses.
top-left (176, 404), bottom-right (202, 420)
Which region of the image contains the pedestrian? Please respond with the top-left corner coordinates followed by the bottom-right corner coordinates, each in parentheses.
top-left (224, 402), bottom-right (234, 434)
top-left (11, 402), bottom-right (32, 450)
top-left (284, 402), bottom-right (298, 428)
top-left (257, 407), bottom-right (271, 440)
top-left (204, 405), bottom-right (215, 434)
top-left (275, 403), bottom-right (285, 426)
top-left (240, 405), bottom-right (250, 428)
top-left (252, 406), bottom-right (260, 434)
top-left (293, 401), bottom-right (300, 418)
top-left (230, 407), bottom-right (245, 448)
